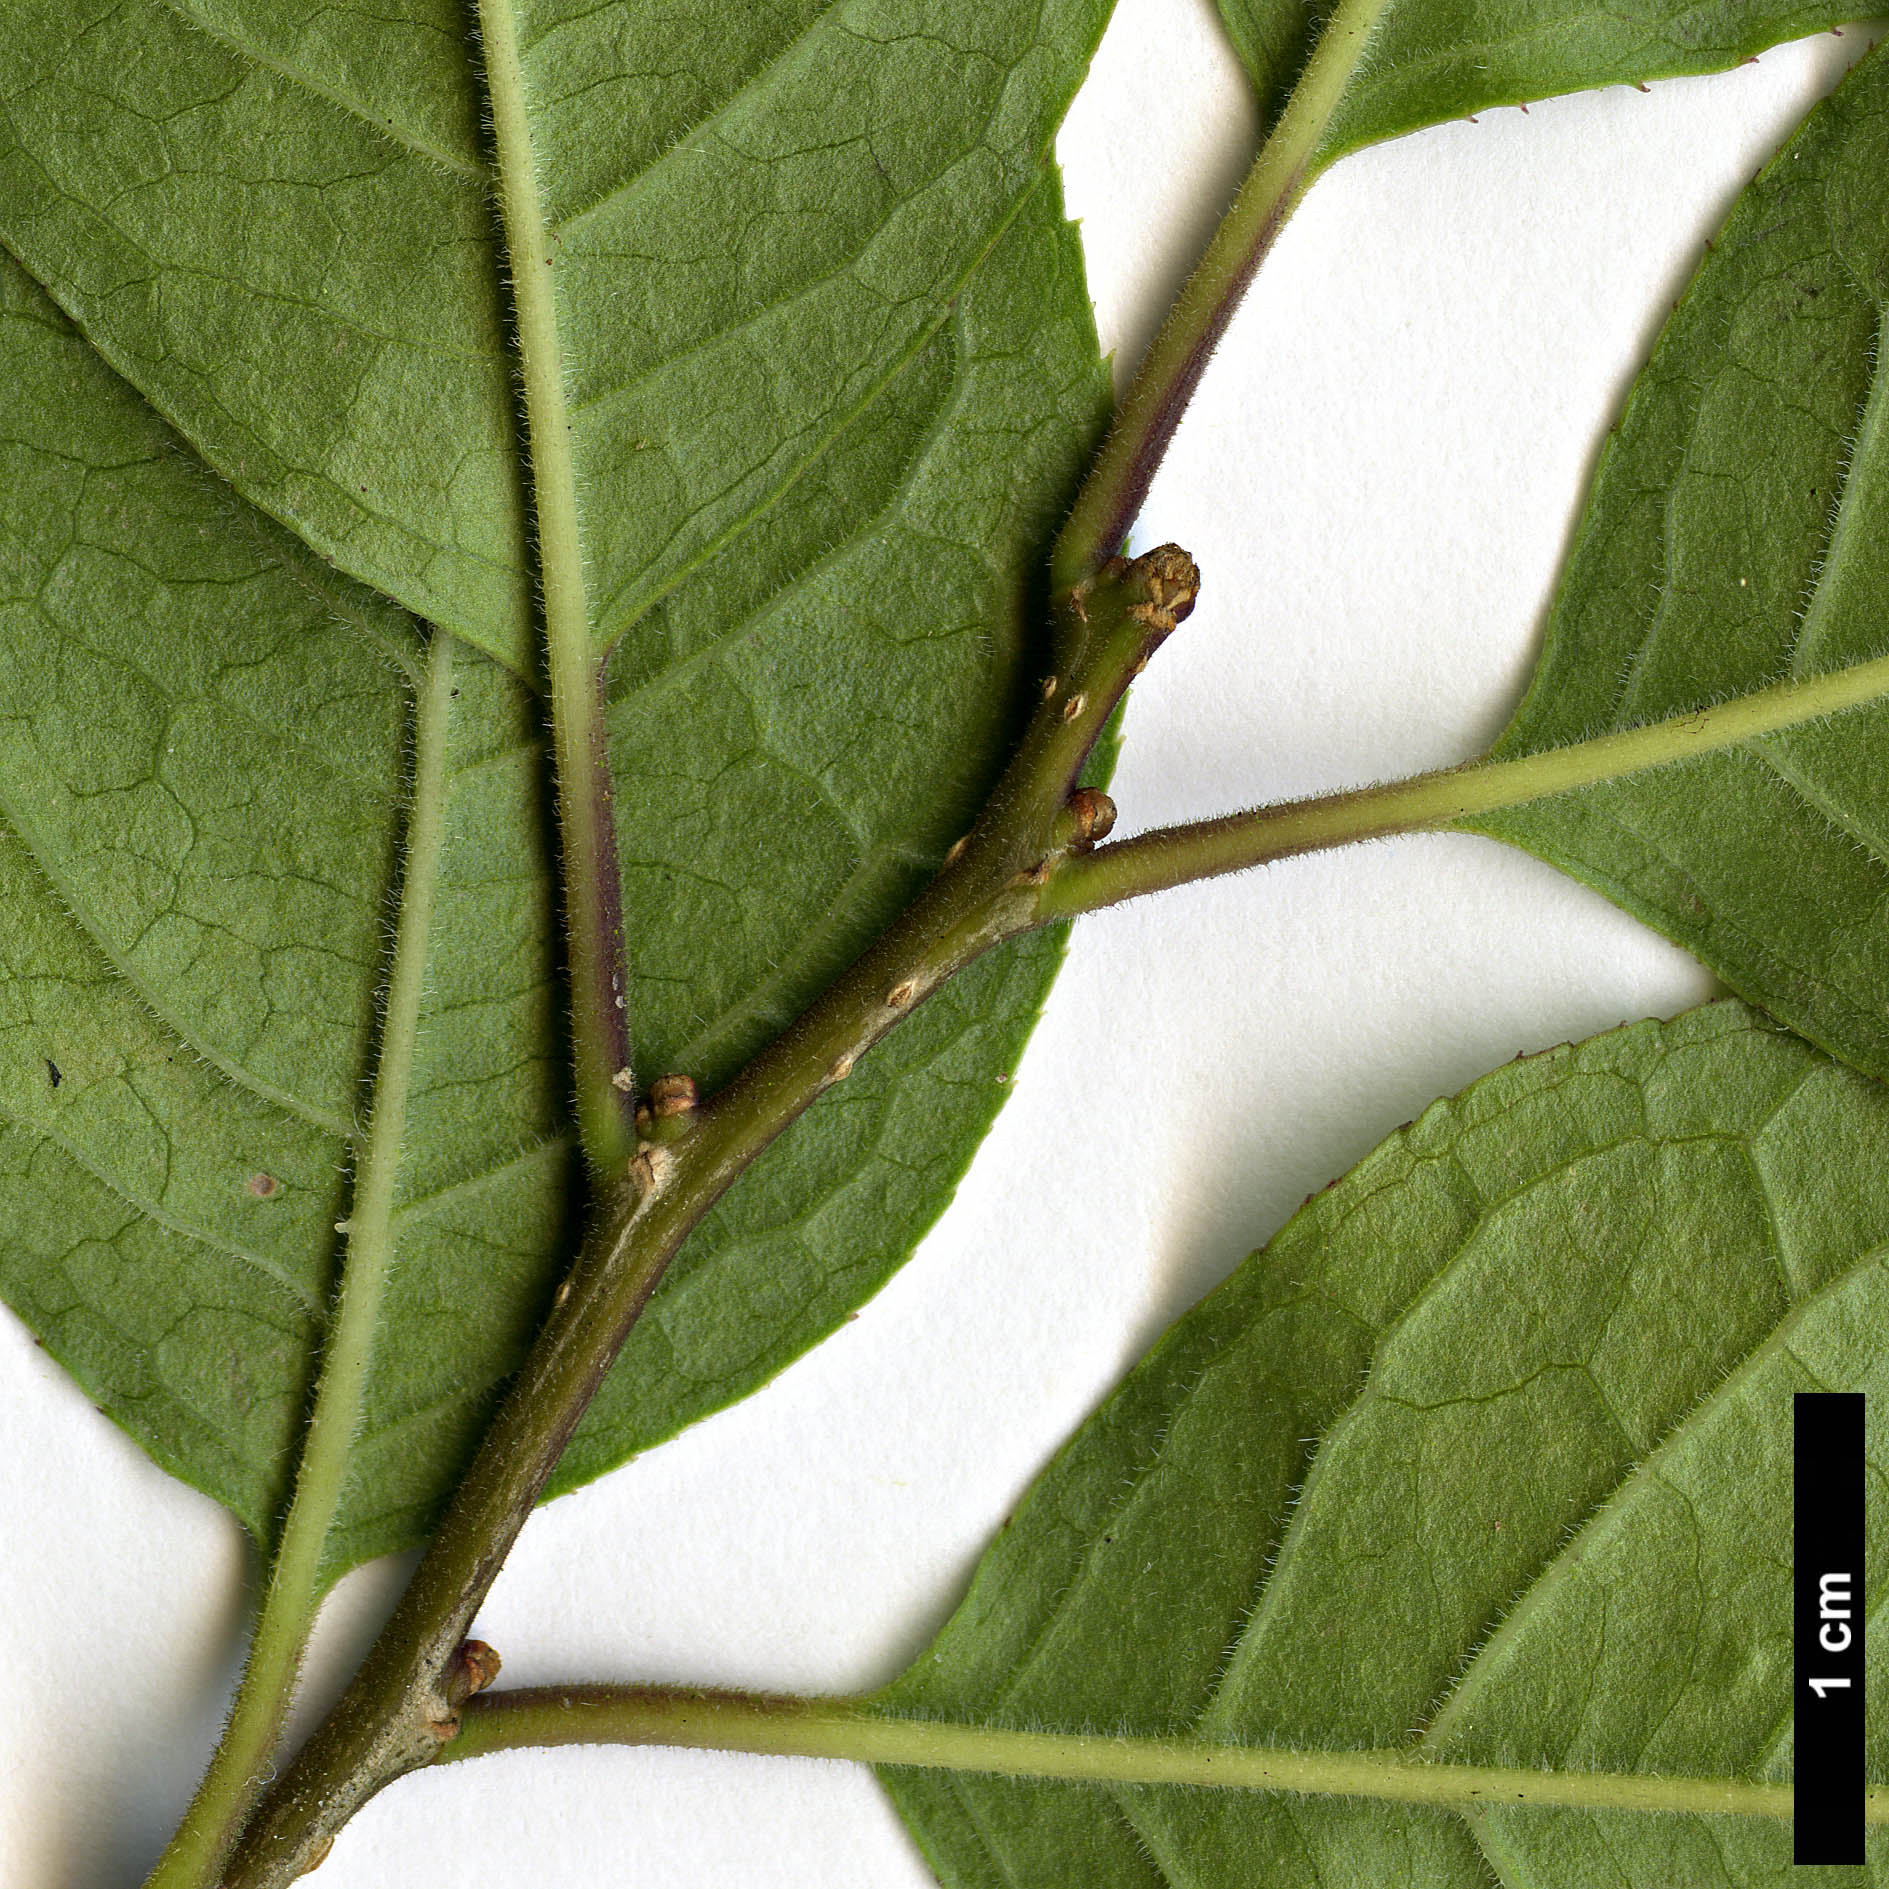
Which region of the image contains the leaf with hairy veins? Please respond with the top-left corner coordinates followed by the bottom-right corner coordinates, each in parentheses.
top-left (877, 1003), bottom-right (1887, 1887)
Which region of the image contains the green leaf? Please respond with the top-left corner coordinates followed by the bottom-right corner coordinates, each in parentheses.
top-left (1212, 2), bottom-right (1863, 159)
top-left (0, 252), bottom-right (571, 1561)
top-left (572, 150), bottom-right (1113, 1472)
top-left (0, 0), bottom-right (518, 663)
top-left (1468, 43), bottom-right (1889, 1082)
top-left (0, 0), bottom-right (1113, 674)
top-left (873, 1001), bottom-right (1887, 1886)
top-left (0, 0), bottom-right (1113, 1564)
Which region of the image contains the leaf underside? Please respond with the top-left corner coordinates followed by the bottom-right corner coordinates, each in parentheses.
top-left (1215, 5), bottom-right (1889, 1088)
top-left (0, 0), bottom-right (1114, 1572)
top-left (1472, 43), bottom-right (1889, 1086)
top-left (1212, 1), bottom-right (1864, 160)
top-left (877, 1002), bottom-right (1888, 1888)
top-left (1, 0), bottom-right (1884, 1656)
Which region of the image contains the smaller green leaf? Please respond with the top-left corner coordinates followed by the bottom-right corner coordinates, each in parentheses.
top-left (1212, 1), bottom-right (1863, 161)
top-left (1471, 43), bottom-right (1889, 1083)
top-left (875, 1002), bottom-right (1886, 1889)
top-left (1322, 2), bottom-right (1867, 160)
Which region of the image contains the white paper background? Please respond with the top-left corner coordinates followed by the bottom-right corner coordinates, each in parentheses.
top-left (2, 11), bottom-right (1873, 1885)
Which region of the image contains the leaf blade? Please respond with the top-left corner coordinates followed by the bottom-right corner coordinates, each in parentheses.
top-left (0, 1), bottom-right (1117, 1550)
top-left (0, 0), bottom-right (1118, 674)
top-left (1469, 43), bottom-right (1889, 1081)
top-left (1210, 2), bottom-right (1867, 161)
top-left (0, 0), bottom-right (526, 664)
top-left (876, 1003), bottom-right (1888, 1885)
top-left (0, 247), bottom-right (575, 1564)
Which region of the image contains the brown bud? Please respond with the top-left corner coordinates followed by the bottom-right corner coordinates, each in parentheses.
top-left (445, 1638), bottom-right (502, 1704)
top-left (1066, 788), bottom-right (1116, 847)
top-left (1125, 544), bottom-right (1200, 635)
top-left (637, 1074), bottom-right (699, 1144)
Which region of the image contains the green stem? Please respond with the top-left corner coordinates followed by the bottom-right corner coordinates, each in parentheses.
top-left (203, 564), bottom-right (1889, 1883)
top-left (145, 635), bottom-right (459, 1889)
top-left (212, 873), bottom-right (1023, 1886)
top-left (443, 1684), bottom-right (1868, 1826)
top-left (211, 547), bottom-right (1198, 1889)
top-left (1042, 652), bottom-right (1889, 917)
top-left (1051, 0), bottom-right (1390, 591)
top-left (480, 0), bottom-right (636, 1172)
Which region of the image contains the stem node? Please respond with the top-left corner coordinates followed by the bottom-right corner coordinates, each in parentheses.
top-left (445, 1641), bottom-right (503, 1706)
top-left (1054, 788), bottom-right (1117, 851)
top-left (635, 1075), bottom-right (700, 1143)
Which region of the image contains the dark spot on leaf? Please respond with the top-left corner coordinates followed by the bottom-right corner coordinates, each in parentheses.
top-left (44, 1058), bottom-right (60, 1088)
top-left (247, 1173), bottom-right (280, 1199)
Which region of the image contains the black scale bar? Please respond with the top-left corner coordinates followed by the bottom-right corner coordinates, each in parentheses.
top-left (1795, 1391), bottom-right (1866, 1866)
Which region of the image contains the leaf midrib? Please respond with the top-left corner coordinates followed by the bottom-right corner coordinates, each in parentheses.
top-left (477, 0), bottom-right (588, 663)
top-left (484, 1685), bottom-right (1853, 1823)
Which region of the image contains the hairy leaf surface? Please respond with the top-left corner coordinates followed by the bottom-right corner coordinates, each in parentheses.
top-left (0, 252), bottom-right (572, 1562)
top-left (1471, 46), bottom-right (1889, 1082)
top-left (0, 242), bottom-right (1078, 1566)
top-left (1213, 2), bottom-right (1862, 153)
top-left (876, 1003), bottom-right (1887, 1886)
top-left (0, 0), bottom-right (1114, 1562)
top-left (0, 0), bottom-right (1112, 674)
